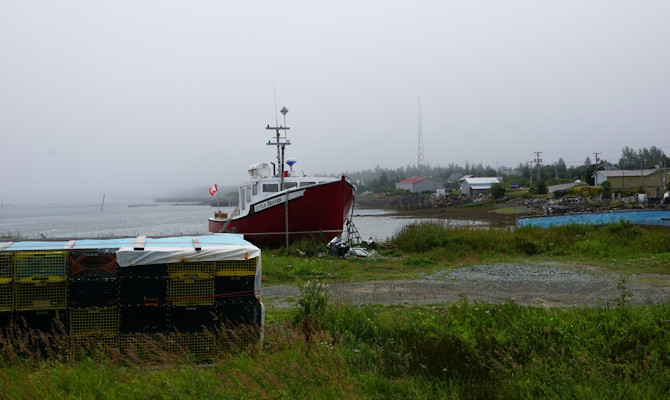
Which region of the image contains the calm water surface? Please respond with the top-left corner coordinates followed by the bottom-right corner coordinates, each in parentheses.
top-left (0, 202), bottom-right (487, 242)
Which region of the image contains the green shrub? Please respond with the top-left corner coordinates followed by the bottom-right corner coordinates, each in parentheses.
top-left (533, 181), bottom-right (548, 194)
top-left (490, 183), bottom-right (506, 199)
top-left (293, 279), bottom-right (330, 330)
top-left (601, 180), bottom-right (612, 196)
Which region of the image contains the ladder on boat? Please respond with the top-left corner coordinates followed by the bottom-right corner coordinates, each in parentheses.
top-left (344, 217), bottom-right (362, 245)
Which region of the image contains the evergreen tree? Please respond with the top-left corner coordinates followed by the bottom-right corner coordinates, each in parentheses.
top-left (557, 158), bottom-right (567, 173)
top-left (378, 171), bottom-right (388, 191)
top-left (534, 181), bottom-right (548, 194)
top-left (619, 146), bottom-right (666, 169)
top-left (619, 146), bottom-right (639, 169)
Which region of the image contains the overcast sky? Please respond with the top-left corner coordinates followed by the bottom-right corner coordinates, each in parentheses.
top-left (1, 1), bottom-right (669, 204)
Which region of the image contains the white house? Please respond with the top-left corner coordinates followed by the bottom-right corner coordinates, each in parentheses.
top-left (459, 177), bottom-right (502, 196)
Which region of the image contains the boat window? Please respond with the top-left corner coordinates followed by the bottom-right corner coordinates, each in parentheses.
top-left (300, 182), bottom-right (316, 187)
top-left (245, 186), bottom-right (251, 205)
top-left (240, 187), bottom-right (246, 210)
top-left (263, 183), bottom-right (279, 192)
top-left (252, 183), bottom-right (258, 196)
top-left (284, 182), bottom-right (298, 189)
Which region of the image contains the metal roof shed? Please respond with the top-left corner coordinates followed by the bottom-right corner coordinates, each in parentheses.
top-left (460, 177), bottom-right (502, 196)
top-left (396, 177), bottom-right (445, 193)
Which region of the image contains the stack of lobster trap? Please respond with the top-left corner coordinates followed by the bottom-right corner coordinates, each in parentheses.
top-left (0, 235), bottom-right (263, 358)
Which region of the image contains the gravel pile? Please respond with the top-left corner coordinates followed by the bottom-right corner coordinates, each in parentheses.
top-left (426, 264), bottom-right (605, 284)
top-left (262, 285), bottom-right (299, 299)
top-left (262, 264), bottom-right (669, 308)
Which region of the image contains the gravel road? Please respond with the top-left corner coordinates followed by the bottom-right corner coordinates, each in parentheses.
top-left (261, 264), bottom-right (670, 308)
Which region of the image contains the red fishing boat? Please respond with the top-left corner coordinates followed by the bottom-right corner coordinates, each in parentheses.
top-left (208, 107), bottom-right (356, 247)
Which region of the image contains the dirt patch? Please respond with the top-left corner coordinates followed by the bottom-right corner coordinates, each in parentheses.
top-left (356, 195), bottom-right (542, 226)
top-left (357, 198), bottom-right (539, 227)
top-left (392, 205), bottom-right (526, 226)
top-left (262, 263), bottom-right (670, 309)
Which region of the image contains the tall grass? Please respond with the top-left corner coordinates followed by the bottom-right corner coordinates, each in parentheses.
top-left (321, 299), bottom-right (670, 398)
top-left (0, 319), bottom-right (262, 367)
top-left (390, 221), bottom-right (670, 267)
top-left (2, 300), bottom-right (668, 399)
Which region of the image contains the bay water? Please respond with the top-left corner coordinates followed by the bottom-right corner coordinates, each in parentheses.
top-left (0, 201), bottom-right (487, 243)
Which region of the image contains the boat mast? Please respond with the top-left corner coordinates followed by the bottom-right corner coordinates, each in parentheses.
top-left (266, 106), bottom-right (290, 190)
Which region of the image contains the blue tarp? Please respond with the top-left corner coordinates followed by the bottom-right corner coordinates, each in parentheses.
top-left (517, 210), bottom-right (670, 228)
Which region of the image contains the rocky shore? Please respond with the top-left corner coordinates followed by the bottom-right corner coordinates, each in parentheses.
top-left (356, 194), bottom-right (669, 226)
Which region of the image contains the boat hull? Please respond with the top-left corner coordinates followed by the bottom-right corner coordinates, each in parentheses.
top-left (209, 177), bottom-right (356, 247)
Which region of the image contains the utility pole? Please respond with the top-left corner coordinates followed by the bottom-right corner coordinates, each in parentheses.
top-left (417, 97), bottom-right (425, 171)
top-left (663, 157), bottom-right (667, 192)
top-left (534, 151), bottom-right (543, 182)
top-left (659, 156), bottom-right (663, 193)
top-left (593, 152), bottom-right (600, 184)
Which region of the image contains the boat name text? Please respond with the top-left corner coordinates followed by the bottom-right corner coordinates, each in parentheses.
top-left (254, 197), bottom-right (284, 212)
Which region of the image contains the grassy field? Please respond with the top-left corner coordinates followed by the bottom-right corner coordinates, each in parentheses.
top-left (1, 222), bottom-right (669, 399)
top-left (262, 222), bottom-right (670, 285)
top-left (1, 299), bottom-right (668, 399)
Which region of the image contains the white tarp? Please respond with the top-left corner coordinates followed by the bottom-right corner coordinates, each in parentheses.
top-left (115, 245), bottom-right (260, 267)
top-left (112, 234), bottom-right (261, 267)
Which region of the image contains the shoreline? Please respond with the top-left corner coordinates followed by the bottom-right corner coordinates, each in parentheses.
top-left (355, 195), bottom-right (670, 227)
top-left (356, 201), bottom-right (529, 227)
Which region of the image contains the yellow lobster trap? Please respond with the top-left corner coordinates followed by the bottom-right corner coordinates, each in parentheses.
top-left (167, 263), bottom-right (215, 306)
top-left (0, 278), bottom-right (12, 312)
top-left (13, 251), bottom-right (68, 280)
top-left (14, 277), bottom-right (67, 311)
top-left (212, 258), bottom-right (258, 277)
top-left (0, 253), bottom-right (12, 279)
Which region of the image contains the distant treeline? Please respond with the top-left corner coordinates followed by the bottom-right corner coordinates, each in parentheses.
top-left (156, 146), bottom-right (668, 201)
top-left (340, 146), bottom-right (668, 194)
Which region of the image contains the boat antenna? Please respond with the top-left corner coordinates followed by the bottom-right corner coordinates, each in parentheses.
top-left (273, 77), bottom-right (279, 127)
top-left (266, 107), bottom-right (290, 189)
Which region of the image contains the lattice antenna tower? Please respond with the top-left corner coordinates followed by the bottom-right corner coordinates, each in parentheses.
top-left (417, 97), bottom-right (425, 169)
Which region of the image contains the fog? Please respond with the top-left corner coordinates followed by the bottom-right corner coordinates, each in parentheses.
top-left (1, 1), bottom-right (669, 204)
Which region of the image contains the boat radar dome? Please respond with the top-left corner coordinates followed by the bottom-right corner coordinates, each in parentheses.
top-left (286, 158), bottom-right (297, 174)
top-left (248, 162), bottom-right (272, 178)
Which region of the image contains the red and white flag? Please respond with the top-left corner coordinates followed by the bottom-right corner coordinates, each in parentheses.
top-left (209, 183), bottom-right (218, 196)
